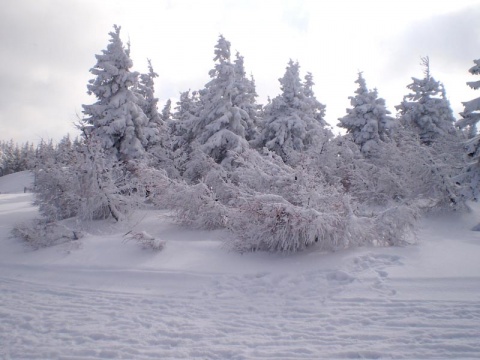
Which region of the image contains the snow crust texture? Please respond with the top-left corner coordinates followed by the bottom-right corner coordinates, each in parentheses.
top-left (2, 269), bottom-right (480, 360)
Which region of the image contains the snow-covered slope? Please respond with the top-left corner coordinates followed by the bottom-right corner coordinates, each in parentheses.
top-left (1, 171), bottom-right (480, 359)
top-left (0, 170), bottom-right (33, 194)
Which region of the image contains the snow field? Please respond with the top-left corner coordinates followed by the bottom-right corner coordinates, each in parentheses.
top-left (2, 260), bottom-right (480, 359)
top-left (1, 172), bottom-right (480, 359)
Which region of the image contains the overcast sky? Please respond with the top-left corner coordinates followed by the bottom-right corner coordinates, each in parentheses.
top-left (2, 0), bottom-right (480, 144)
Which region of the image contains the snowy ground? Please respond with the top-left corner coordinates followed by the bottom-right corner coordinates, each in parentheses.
top-left (1, 172), bottom-right (480, 359)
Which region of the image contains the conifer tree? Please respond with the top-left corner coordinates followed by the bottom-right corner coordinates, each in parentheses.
top-left (256, 60), bottom-right (330, 165)
top-left (303, 72), bottom-right (328, 128)
top-left (396, 57), bottom-right (456, 145)
top-left (191, 35), bottom-right (252, 166)
top-left (137, 59), bottom-right (162, 149)
top-left (82, 25), bottom-right (150, 161)
top-left (233, 52), bottom-right (260, 142)
top-left (161, 99), bottom-right (172, 123)
top-left (171, 90), bottom-right (201, 149)
top-left (457, 58), bottom-right (480, 201)
top-left (338, 72), bottom-right (393, 156)
top-left (457, 59), bottom-right (480, 139)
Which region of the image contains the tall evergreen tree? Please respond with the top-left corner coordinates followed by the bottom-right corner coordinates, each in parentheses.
top-left (396, 57), bottom-right (456, 145)
top-left (82, 25), bottom-right (150, 161)
top-left (457, 59), bottom-right (480, 139)
top-left (457, 58), bottom-right (480, 201)
top-left (161, 99), bottom-right (173, 123)
top-left (256, 60), bottom-right (330, 165)
top-left (233, 52), bottom-right (260, 142)
top-left (137, 59), bottom-right (162, 149)
top-left (191, 35), bottom-right (252, 165)
top-left (338, 72), bottom-right (394, 156)
top-left (303, 72), bottom-right (328, 128)
top-left (170, 89), bottom-right (203, 163)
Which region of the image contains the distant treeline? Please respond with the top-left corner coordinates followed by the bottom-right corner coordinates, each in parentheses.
top-left (0, 138), bottom-right (74, 177)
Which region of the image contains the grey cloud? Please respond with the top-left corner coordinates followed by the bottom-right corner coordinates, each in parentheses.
top-left (0, 0), bottom-right (112, 142)
top-left (383, 6), bottom-right (480, 79)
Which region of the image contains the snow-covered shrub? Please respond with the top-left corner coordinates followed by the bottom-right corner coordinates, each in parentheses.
top-left (151, 139), bottom-right (420, 253)
top-left (388, 128), bottom-right (464, 213)
top-left (226, 194), bottom-right (354, 253)
top-left (124, 231), bottom-right (166, 251)
top-left (370, 205), bottom-right (419, 246)
top-left (162, 181), bottom-right (229, 230)
top-left (34, 133), bottom-right (146, 223)
top-left (34, 165), bottom-right (81, 221)
top-left (12, 220), bottom-right (83, 250)
top-left (314, 136), bottom-right (406, 207)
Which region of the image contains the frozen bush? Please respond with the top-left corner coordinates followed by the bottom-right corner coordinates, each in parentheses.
top-left (227, 194), bottom-right (360, 253)
top-left (124, 231), bottom-right (166, 251)
top-left (12, 220), bottom-right (83, 250)
top-left (373, 205), bottom-right (419, 246)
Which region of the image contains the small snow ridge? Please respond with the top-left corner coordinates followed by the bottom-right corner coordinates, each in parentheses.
top-left (326, 270), bottom-right (355, 284)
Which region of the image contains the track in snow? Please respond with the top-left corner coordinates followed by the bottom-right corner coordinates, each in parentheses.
top-left (2, 262), bottom-right (480, 360)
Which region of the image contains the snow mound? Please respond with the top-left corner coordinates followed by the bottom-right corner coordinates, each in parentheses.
top-left (0, 171), bottom-right (33, 194)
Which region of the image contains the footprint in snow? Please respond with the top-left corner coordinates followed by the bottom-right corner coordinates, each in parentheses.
top-left (350, 253), bottom-right (403, 297)
top-left (352, 253), bottom-right (403, 273)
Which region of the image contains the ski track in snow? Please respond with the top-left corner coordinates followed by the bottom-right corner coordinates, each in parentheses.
top-left (2, 262), bottom-right (480, 359)
top-left (1, 173), bottom-right (480, 359)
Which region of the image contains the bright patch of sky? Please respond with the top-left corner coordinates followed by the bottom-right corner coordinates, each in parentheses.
top-left (1, 0), bottom-right (479, 142)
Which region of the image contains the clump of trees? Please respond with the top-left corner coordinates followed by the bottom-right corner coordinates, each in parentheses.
top-left (10, 25), bottom-right (480, 252)
top-left (0, 140), bottom-right (36, 176)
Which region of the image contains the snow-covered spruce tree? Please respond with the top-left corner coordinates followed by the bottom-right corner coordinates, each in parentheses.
top-left (460, 60), bottom-right (480, 129)
top-left (166, 89), bottom-right (204, 180)
top-left (303, 72), bottom-right (329, 129)
top-left (161, 99), bottom-right (173, 123)
top-left (456, 58), bottom-right (480, 201)
top-left (136, 60), bottom-right (177, 176)
top-left (233, 52), bottom-right (260, 142)
top-left (190, 35), bottom-right (252, 168)
top-left (171, 90), bottom-right (202, 150)
top-left (396, 57), bottom-right (456, 146)
top-left (136, 59), bottom-right (162, 149)
top-left (82, 25), bottom-right (150, 161)
top-left (255, 60), bottom-right (331, 165)
top-left (457, 59), bottom-right (480, 139)
top-left (338, 72), bottom-right (394, 156)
